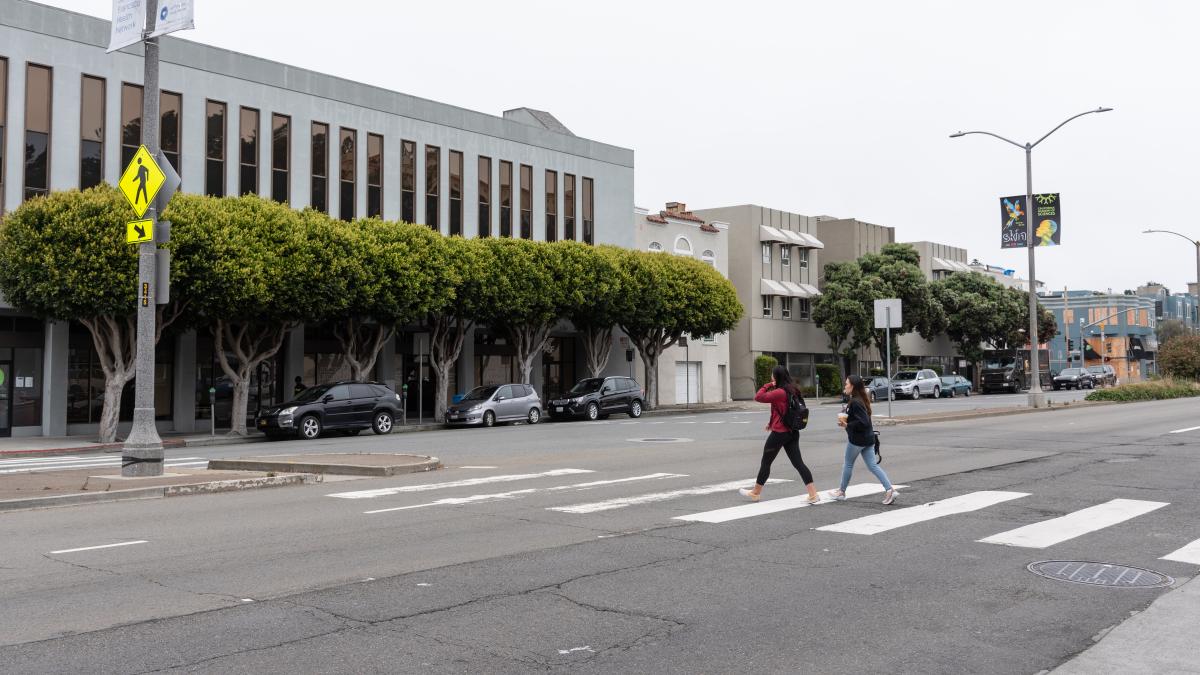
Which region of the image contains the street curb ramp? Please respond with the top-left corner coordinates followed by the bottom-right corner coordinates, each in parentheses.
top-left (0, 473), bottom-right (322, 513)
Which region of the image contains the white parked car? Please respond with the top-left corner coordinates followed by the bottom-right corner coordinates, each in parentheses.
top-left (891, 369), bottom-right (942, 399)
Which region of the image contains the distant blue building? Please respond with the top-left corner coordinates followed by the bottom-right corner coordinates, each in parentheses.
top-left (1040, 291), bottom-right (1157, 383)
top-left (1136, 283), bottom-right (1199, 331)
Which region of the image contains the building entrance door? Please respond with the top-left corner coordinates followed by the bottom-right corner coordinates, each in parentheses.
top-left (0, 362), bottom-right (11, 437)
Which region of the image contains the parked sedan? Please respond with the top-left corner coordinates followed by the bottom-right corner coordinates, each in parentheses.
top-left (548, 376), bottom-right (644, 421)
top-left (1052, 368), bottom-right (1095, 390)
top-left (256, 381), bottom-right (402, 440)
top-left (938, 375), bottom-right (972, 397)
top-left (444, 384), bottom-right (543, 427)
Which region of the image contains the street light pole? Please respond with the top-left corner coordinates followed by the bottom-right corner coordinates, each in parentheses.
top-left (950, 107), bottom-right (1112, 408)
top-left (1142, 229), bottom-right (1200, 332)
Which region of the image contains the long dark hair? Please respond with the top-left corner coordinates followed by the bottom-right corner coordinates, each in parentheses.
top-left (847, 374), bottom-right (872, 415)
top-left (772, 365), bottom-right (799, 397)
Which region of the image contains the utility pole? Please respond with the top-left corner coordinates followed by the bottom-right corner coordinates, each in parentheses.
top-left (122, 1), bottom-right (164, 476)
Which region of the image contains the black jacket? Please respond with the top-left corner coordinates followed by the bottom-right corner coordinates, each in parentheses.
top-left (844, 398), bottom-right (874, 447)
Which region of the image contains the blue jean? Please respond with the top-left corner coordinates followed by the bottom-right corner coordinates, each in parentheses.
top-left (840, 441), bottom-right (892, 492)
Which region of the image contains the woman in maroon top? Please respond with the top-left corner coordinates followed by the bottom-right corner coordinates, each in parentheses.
top-left (739, 365), bottom-right (820, 503)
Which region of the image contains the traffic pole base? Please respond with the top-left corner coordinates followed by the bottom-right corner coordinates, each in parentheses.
top-left (1027, 392), bottom-right (1047, 409)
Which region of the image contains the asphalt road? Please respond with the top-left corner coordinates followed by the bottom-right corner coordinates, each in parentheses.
top-left (1, 393), bottom-right (1194, 674)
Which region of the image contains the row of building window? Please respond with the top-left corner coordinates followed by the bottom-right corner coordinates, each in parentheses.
top-left (0, 59), bottom-right (596, 243)
top-left (762, 243), bottom-right (810, 268)
top-left (647, 236), bottom-right (716, 264)
top-left (762, 296), bottom-right (812, 320)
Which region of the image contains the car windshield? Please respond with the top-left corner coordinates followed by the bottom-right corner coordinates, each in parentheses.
top-left (293, 384), bottom-right (333, 403)
top-left (984, 357), bottom-right (1016, 369)
top-left (940, 376), bottom-right (955, 384)
top-left (1086, 366), bottom-right (1104, 373)
top-left (569, 378), bottom-right (605, 395)
top-left (1059, 368), bottom-right (1081, 376)
top-left (892, 372), bottom-right (917, 381)
top-left (461, 386), bottom-right (500, 401)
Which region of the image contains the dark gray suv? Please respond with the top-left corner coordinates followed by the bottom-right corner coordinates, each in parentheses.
top-left (548, 376), bottom-right (644, 421)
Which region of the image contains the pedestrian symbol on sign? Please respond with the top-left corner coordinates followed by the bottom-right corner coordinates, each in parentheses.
top-left (118, 145), bottom-right (166, 218)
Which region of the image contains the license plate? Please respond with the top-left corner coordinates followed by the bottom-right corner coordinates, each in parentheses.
top-left (556, 407), bottom-right (563, 413)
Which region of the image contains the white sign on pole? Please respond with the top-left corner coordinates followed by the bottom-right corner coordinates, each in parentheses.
top-left (107, 0), bottom-right (146, 53)
top-left (149, 0), bottom-right (196, 38)
top-left (874, 298), bottom-right (902, 329)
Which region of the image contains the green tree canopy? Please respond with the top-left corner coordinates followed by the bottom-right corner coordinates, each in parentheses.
top-left (558, 243), bottom-right (623, 377)
top-left (1159, 334), bottom-right (1200, 381)
top-left (811, 261), bottom-right (873, 381)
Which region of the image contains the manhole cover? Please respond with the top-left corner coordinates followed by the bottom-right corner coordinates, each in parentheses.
top-left (1027, 561), bottom-right (1174, 588)
top-left (627, 437), bottom-right (692, 444)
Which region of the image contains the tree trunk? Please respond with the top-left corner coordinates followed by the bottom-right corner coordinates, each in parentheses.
top-left (428, 312), bottom-right (472, 422)
top-left (333, 318), bottom-right (394, 382)
top-left (506, 322), bottom-right (555, 385)
top-left (214, 320), bottom-right (290, 436)
top-left (99, 377), bottom-right (127, 444)
top-left (582, 324), bottom-right (614, 378)
top-left (626, 328), bottom-right (680, 409)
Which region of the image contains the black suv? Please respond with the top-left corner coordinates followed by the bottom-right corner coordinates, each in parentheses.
top-left (256, 381), bottom-right (403, 439)
top-left (548, 376), bottom-right (644, 421)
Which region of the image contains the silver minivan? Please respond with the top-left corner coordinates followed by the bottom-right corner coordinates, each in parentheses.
top-left (444, 384), bottom-right (543, 427)
top-left (891, 369), bottom-right (942, 399)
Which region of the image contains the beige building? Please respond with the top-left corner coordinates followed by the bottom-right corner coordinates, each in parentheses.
top-left (816, 218), bottom-right (895, 265)
top-left (905, 241), bottom-right (970, 281)
top-left (690, 205), bottom-right (827, 399)
top-left (632, 203), bottom-right (731, 404)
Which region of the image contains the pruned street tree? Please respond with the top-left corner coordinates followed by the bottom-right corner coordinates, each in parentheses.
top-left (858, 243), bottom-right (947, 364)
top-left (0, 186), bottom-right (185, 442)
top-left (932, 272), bottom-right (1013, 389)
top-left (615, 250), bottom-right (742, 408)
top-left (477, 239), bottom-right (567, 385)
top-left (168, 194), bottom-right (345, 435)
top-left (559, 243), bottom-right (623, 377)
top-left (425, 237), bottom-right (491, 422)
top-left (812, 261), bottom-right (873, 383)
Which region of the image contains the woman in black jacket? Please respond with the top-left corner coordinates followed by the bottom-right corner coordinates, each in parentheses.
top-left (830, 374), bottom-right (898, 505)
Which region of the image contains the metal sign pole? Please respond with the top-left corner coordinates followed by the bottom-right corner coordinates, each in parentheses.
top-left (122, 1), bottom-right (163, 475)
top-left (886, 306), bottom-right (893, 419)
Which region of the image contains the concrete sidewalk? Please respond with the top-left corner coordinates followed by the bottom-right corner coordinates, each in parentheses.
top-left (1050, 574), bottom-right (1200, 674)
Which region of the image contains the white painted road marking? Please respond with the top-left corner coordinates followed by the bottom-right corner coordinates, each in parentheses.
top-left (327, 469), bottom-right (594, 499)
top-left (978, 498), bottom-right (1169, 549)
top-left (816, 491), bottom-right (1028, 535)
top-left (50, 540), bottom-right (148, 554)
top-left (676, 484), bottom-right (908, 524)
top-left (1161, 538), bottom-right (1200, 565)
top-left (1168, 425), bottom-right (1200, 434)
top-left (459, 466), bottom-right (498, 469)
top-left (548, 478), bottom-right (792, 514)
top-left (364, 473), bottom-right (687, 514)
top-left (0, 457), bottom-right (208, 474)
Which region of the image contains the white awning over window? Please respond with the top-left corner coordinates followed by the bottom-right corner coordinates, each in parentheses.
top-left (933, 257), bottom-right (972, 273)
top-left (760, 278), bottom-right (790, 296)
top-left (760, 226), bottom-right (825, 249)
top-left (781, 281), bottom-right (822, 298)
top-left (788, 230), bottom-right (826, 249)
top-left (759, 226), bottom-right (789, 243)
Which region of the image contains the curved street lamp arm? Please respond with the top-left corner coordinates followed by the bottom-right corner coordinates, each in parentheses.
top-left (948, 130), bottom-right (1025, 149)
top-left (1031, 107), bottom-right (1113, 149)
top-left (1143, 229), bottom-right (1199, 245)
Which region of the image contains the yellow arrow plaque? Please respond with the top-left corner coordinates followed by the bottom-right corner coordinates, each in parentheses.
top-left (126, 219), bottom-right (154, 244)
top-left (119, 145), bottom-right (166, 218)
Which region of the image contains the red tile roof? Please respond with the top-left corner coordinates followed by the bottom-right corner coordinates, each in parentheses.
top-left (646, 214), bottom-right (668, 224)
top-left (661, 210), bottom-right (705, 223)
top-left (700, 223), bottom-right (720, 233)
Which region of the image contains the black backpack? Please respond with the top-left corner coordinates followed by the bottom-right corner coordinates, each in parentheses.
top-left (782, 390), bottom-right (809, 431)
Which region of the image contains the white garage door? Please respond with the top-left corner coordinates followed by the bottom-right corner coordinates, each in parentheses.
top-left (675, 362), bottom-right (701, 405)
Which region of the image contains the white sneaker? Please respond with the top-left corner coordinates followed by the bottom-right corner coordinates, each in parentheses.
top-left (738, 488), bottom-right (761, 502)
top-left (882, 489), bottom-right (898, 505)
top-left (830, 489), bottom-right (846, 501)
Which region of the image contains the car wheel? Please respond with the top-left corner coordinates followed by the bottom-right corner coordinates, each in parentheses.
top-left (527, 407), bottom-right (541, 425)
top-left (628, 400), bottom-right (643, 418)
top-left (965, 388), bottom-right (970, 397)
top-left (482, 410), bottom-right (496, 428)
top-left (948, 388), bottom-right (955, 398)
top-left (932, 386), bottom-right (940, 398)
top-left (372, 411), bottom-right (394, 435)
top-left (586, 402), bottom-right (600, 421)
top-left (299, 415), bottom-right (322, 440)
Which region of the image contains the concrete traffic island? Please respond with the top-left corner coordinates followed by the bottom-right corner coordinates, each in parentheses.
top-left (207, 453), bottom-right (442, 477)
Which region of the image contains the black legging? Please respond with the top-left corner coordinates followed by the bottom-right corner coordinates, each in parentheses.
top-left (757, 430), bottom-right (814, 486)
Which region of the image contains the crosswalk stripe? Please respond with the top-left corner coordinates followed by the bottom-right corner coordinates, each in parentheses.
top-left (674, 483), bottom-right (907, 524)
top-left (816, 491), bottom-right (1028, 535)
top-left (978, 498), bottom-right (1169, 549)
top-left (547, 478), bottom-right (792, 514)
top-left (1161, 538), bottom-right (1200, 565)
top-left (364, 473), bottom-right (687, 514)
top-left (326, 469), bottom-right (594, 499)
top-left (0, 455), bottom-right (93, 466)
top-left (0, 458), bottom-right (210, 475)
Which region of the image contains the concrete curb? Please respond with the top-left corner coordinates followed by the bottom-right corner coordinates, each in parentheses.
top-left (878, 400), bottom-right (1116, 426)
top-left (0, 473), bottom-right (322, 513)
top-left (206, 456), bottom-right (441, 476)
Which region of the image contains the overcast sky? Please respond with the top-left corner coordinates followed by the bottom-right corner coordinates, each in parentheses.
top-left (37, 0), bottom-right (1200, 295)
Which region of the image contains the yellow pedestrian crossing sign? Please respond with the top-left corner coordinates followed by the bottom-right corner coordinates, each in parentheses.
top-left (126, 219), bottom-right (154, 244)
top-left (119, 145), bottom-right (165, 218)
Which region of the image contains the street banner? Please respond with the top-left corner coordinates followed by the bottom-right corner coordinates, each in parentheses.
top-left (107, 0), bottom-right (146, 53)
top-left (1001, 193), bottom-right (1061, 249)
top-left (149, 0), bottom-right (195, 38)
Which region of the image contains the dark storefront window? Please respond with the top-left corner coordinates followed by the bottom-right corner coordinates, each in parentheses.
top-left (477, 155), bottom-right (491, 237)
top-left (194, 336), bottom-right (277, 428)
top-left (582, 177), bottom-right (595, 244)
top-left (448, 150), bottom-right (463, 236)
top-left (120, 82), bottom-right (142, 169)
top-left (0, 318), bottom-right (45, 432)
top-left (205, 100), bottom-right (226, 197)
top-left (499, 161), bottom-right (513, 237)
top-left (80, 75), bottom-right (105, 189)
top-left (160, 90), bottom-right (181, 173)
top-left (24, 64), bottom-right (53, 201)
top-left (310, 121), bottom-right (327, 212)
top-left (401, 139), bottom-right (416, 223)
top-left (240, 107), bottom-right (259, 195)
top-left (367, 133), bottom-right (383, 218)
top-left (563, 173), bottom-right (576, 241)
top-left (271, 113), bottom-right (290, 203)
top-left (339, 127), bottom-right (356, 221)
top-left (545, 170), bottom-right (557, 242)
top-left (425, 144), bottom-right (440, 231)
top-left (541, 337), bottom-right (576, 401)
top-left (392, 333), bottom-right (451, 419)
top-left (474, 332), bottom-right (515, 387)
top-left (519, 164), bottom-right (532, 239)
top-left (67, 324), bottom-right (172, 424)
